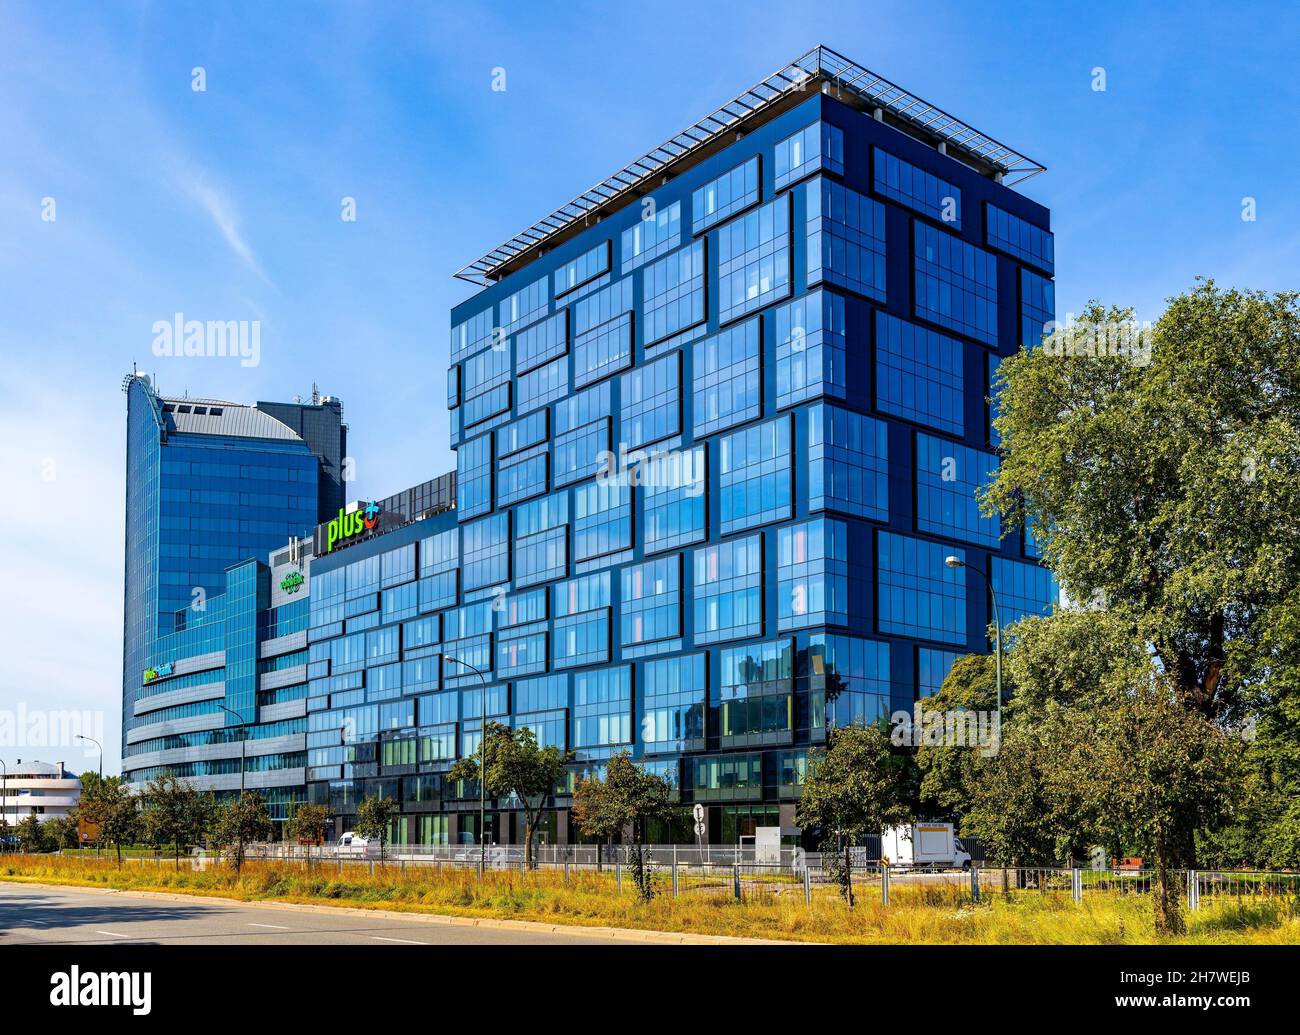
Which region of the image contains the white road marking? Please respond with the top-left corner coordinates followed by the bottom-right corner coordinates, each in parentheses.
top-left (248, 923), bottom-right (291, 930)
top-left (96, 930), bottom-right (130, 938)
top-left (370, 936), bottom-right (427, 945)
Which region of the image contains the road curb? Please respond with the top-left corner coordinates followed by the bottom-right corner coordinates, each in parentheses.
top-left (3, 880), bottom-right (803, 945)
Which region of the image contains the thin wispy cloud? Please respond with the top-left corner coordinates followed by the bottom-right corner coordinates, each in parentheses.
top-left (171, 162), bottom-right (274, 286)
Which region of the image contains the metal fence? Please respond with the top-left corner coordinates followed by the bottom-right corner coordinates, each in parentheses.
top-left (46, 847), bottom-right (1300, 912)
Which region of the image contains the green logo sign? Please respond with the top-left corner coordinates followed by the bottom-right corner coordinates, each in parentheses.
top-left (326, 500), bottom-right (380, 552)
top-left (143, 662), bottom-right (174, 684)
top-left (280, 571), bottom-right (305, 594)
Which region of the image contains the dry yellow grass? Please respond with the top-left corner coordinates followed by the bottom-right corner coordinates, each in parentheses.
top-left (4, 854), bottom-right (1298, 944)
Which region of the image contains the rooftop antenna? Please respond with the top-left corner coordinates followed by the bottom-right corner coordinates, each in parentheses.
top-left (311, 382), bottom-right (320, 405)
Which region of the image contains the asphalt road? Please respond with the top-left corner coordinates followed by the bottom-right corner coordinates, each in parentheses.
top-left (0, 883), bottom-right (633, 945)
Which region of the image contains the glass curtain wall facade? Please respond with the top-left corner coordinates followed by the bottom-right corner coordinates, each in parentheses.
top-left (302, 84), bottom-right (1058, 845)
top-left (121, 374), bottom-right (345, 800)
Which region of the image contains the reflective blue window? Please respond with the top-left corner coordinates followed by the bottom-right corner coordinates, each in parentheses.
top-left (642, 241), bottom-right (706, 345)
top-left (692, 317), bottom-right (760, 437)
top-left (807, 633), bottom-right (890, 728)
top-left (573, 480), bottom-right (632, 562)
top-left (461, 512), bottom-right (509, 592)
top-left (555, 604), bottom-right (610, 671)
top-left (514, 310), bottom-right (568, 374)
top-left (718, 638), bottom-right (794, 746)
top-left (774, 288), bottom-right (846, 408)
top-left (572, 276), bottom-right (634, 334)
top-left (873, 148), bottom-right (962, 228)
top-left (774, 121), bottom-right (844, 190)
top-left (496, 448), bottom-right (548, 508)
top-left (877, 531), bottom-right (967, 645)
top-left (693, 534), bottom-right (763, 645)
top-left (913, 222), bottom-right (998, 344)
top-left (573, 312), bottom-right (631, 388)
top-left (497, 632), bottom-right (547, 679)
top-left (917, 647), bottom-right (959, 699)
top-left (915, 433), bottom-right (1001, 547)
top-left (573, 667), bottom-right (632, 750)
top-left (991, 557), bottom-right (1059, 627)
top-left (718, 415), bottom-right (792, 535)
top-left (621, 201), bottom-right (681, 274)
top-left (643, 445), bottom-right (706, 554)
top-left (806, 177), bottom-right (886, 301)
top-left (496, 409), bottom-right (548, 458)
top-left (554, 241), bottom-right (611, 296)
top-left (808, 403), bottom-right (889, 521)
top-left (778, 517), bottom-right (849, 630)
top-left (514, 492), bottom-right (569, 588)
top-left (1021, 268), bottom-right (1055, 349)
top-left (985, 203), bottom-right (1054, 273)
top-left (875, 311), bottom-right (964, 436)
top-left (641, 653), bottom-right (706, 753)
top-left (451, 308), bottom-right (495, 364)
top-left (498, 274), bottom-right (549, 334)
top-left (621, 351), bottom-right (680, 449)
top-left (692, 156), bottom-right (760, 233)
top-left (516, 356), bottom-right (568, 414)
top-left (456, 433), bottom-right (492, 519)
top-left (716, 195), bottom-right (791, 325)
top-left (620, 554), bottom-right (682, 647)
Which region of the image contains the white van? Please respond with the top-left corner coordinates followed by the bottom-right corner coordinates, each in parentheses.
top-left (882, 823), bottom-right (973, 870)
top-left (336, 832), bottom-right (371, 856)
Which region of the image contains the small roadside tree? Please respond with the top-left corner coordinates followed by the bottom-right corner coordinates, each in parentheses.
top-left (354, 795), bottom-right (398, 862)
top-left (796, 722), bottom-right (913, 907)
top-left (448, 722), bottom-right (574, 869)
top-left (45, 814), bottom-right (81, 851)
top-left (212, 792), bottom-right (273, 872)
top-left (570, 771), bottom-right (624, 871)
top-left (285, 802), bottom-right (331, 865)
top-left (80, 779), bottom-right (140, 866)
top-left (571, 752), bottom-right (672, 900)
top-left (142, 774), bottom-right (213, 869)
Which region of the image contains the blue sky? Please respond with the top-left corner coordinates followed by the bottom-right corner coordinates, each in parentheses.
top-left (2, 0), bottom-right (1297, 772)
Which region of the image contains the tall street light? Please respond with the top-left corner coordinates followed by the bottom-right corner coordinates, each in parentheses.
top-left (75, 734), bottom-right (103, 781)
top-left (213, 704), bottom-right (249, 800)
top-left (0, 759), bottom-right (6, 835)
top-left (443, 654), bottom-right (489, 874)
top-left (945, 556), bottom-right (1004, 737)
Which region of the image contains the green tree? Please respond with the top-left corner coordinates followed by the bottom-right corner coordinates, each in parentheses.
top-left (570, 771), bottom-right (623, 871)
top-left (1049, 670), bottom-right (1240, 936)
top-left (44, 814), bottom-right (81, 851)
top-left (571, 752), bottom-right (672, 900)
top-left (15, 814), bottom-right (50, 853)
top-left (285, 802), bottom-right (331, 864)
top-left (915, 653), bottom-right (1002, 826)
top-left (79, 780), bottom-right (140, 866)
top-left (448, 721), bottom-right (574, 869)
top-left (983, 283), bottom-right (1300, 726)
top-left (142, 775), bottom-right (213, 868)
top-left (212, 792), bottom-right (273, 872)
top-left (795, 722), bottom-right (913, 907)
top-left (354, 795), bottom-right (398, 862)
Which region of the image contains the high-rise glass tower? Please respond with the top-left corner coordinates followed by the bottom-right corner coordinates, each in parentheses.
top-left (121, 373), bottom-right (346, 772)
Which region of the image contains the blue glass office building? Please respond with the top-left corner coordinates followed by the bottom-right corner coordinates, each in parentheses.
top-left (120, 373), bottom-right (347, 804)
top-left (297, 47), bottom-right (1059, 846)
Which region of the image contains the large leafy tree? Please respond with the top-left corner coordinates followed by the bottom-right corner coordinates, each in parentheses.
top-left (80, 779), bottom-right (140, 866)
top-left (285, 802), bottom-right (332, 864)
top-left (795, 722), bottom-right (913, 907)
top-left (983, 282), bottom-right (1300, 724)
top-left (449, 722), bottom-right (573, 870)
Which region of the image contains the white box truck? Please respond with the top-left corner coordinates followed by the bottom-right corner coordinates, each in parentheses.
top-left (882, 823), bottom-right (972, 870)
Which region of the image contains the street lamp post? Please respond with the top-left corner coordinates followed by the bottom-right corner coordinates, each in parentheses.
top-left (213, 704), bottom-right (249, 800)
top-left (0, 759), bottom-right (6, 838)
top-left (75, 734), bottom-right (103, 781)
top-left (443, 654), bottom-right (489, 874)
top-left (945, 556), bottom-right (1004, 736)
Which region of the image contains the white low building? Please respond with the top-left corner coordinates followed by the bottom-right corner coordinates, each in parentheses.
top-left (1, 760), bottom-right (82, 825)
